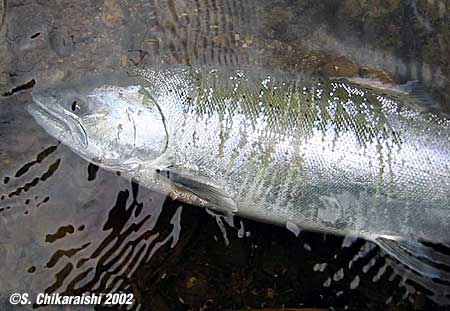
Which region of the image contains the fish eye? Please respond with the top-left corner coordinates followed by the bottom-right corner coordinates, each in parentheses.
top-left (70, 100), bottom-right (85, 114)
top-left (71, 101), bottom-right (79, 111)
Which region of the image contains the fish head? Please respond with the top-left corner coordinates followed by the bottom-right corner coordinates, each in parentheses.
top-left (28, 74), bottom-right (168, 170)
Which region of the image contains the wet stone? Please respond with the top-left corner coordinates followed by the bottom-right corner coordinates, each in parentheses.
top-left (102, 0), bottom-right (125, 27)
top-left (321, 57), bottom-right (360, 77)
top-left (48, 27), bottom-right (75, 57)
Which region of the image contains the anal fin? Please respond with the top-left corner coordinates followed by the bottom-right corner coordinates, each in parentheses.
top-left (376, 236), bottom-right (450, 280)
top-left (375, 236), bottom-right (450, 305)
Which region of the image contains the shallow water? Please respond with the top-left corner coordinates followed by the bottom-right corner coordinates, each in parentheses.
top-left (1, 0), bottom-right (449, 310)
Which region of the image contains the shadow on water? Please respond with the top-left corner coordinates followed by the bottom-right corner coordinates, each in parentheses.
top-left (0, 0), bottom-right (450, 310)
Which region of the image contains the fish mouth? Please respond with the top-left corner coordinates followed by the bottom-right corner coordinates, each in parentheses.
top-left (28, 93), bottom-right (89, 148)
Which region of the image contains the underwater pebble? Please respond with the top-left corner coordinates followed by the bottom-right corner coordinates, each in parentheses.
top-left (342, 236), bottom-right (357, 248)
top-left (237, 220), bottom-right (245, 238)
top-left (285, 221), bottom-right (301, 237)
top-left (333, 268), bottom-right (344, 281)
top-left (373, 263), bottom-right (388, 282)
top-left (313, 262), bottom-right (328, 272)
top-left (350, 275), bottom-right (360, 290)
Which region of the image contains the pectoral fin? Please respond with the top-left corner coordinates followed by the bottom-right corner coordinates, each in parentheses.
top-left (157, 169), bottom-right (237, 215)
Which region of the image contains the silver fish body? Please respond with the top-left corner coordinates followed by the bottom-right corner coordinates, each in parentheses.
top-left (28, 66), bottom-right (450, 299)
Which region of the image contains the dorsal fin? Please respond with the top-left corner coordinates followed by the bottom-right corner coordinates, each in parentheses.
top-left (335, 77), bottom-right (439, 111)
